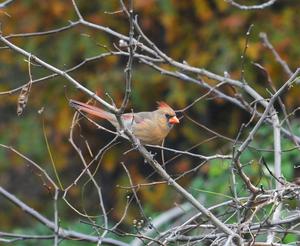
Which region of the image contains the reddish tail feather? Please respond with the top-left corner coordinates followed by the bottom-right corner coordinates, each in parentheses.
top-left (69, 99), bottom-right (113, 121)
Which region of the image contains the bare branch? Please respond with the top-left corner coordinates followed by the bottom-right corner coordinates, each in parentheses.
top-left (0, 186), bottom-right (129, 246)
top-left (4, 21), bottom-right (80, 39)
top-left (235, 69), bottom-right (300, 159)
top-left (0, 0), bottom-right (14, 8)
top-left (0, 35), bottom-right (117, 113)
top-left (226, 0), bottom-right (277, 10)
top-left (259, 32), bottom-right (293, 77)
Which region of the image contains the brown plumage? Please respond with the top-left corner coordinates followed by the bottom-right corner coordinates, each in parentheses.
top-left (70, 100), bottom-right (179, 145)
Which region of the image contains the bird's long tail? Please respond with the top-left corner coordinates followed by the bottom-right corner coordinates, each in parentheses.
top-left (69, 99), bottom-right (114, 121)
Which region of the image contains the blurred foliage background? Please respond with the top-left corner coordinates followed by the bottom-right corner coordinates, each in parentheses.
top-left (1, 0), bottom-right (300, 244)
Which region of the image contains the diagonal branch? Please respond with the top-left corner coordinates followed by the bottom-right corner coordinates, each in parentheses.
top-left (0, 186), bottom-right (129, 246)
top-left (0, 35), bottom-right (116, 114)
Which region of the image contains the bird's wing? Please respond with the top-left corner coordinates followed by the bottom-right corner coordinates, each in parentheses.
top-left (131, 118), bottom-right (165, 144)
top-left (132, 112), bottom-right (153, 121)
top-left (121, 112), bottom-right (152, 128)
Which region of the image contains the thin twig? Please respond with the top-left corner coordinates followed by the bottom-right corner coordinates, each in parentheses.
top-left (259, 32), bottom-right (293, 77)
top-left (0, 186), bottom-right (129, 246)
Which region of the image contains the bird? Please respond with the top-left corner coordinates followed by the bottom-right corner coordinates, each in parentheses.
top-left (69, 99), bottom-right (180, 145)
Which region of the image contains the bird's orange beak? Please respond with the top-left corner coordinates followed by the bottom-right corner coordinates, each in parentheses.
top-left (169, 116), bottom-right (180, 124)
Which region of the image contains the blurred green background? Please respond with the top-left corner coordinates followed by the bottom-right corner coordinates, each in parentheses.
top-left (0, 0), bottom-right (300, 244)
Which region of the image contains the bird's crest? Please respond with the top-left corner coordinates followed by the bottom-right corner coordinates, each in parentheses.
top-left (157, 101), bottom-right (171, 110)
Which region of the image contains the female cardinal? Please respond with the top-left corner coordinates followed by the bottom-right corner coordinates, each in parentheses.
top-left (70, 100), bottom-right (180, 145)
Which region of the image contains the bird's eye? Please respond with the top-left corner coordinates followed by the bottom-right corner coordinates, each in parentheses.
top-left (165, 114), bottom-right (171, 119)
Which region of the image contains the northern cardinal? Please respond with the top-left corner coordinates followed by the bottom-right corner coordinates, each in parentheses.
top-left (70, 99), bottom-right (179, 145)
